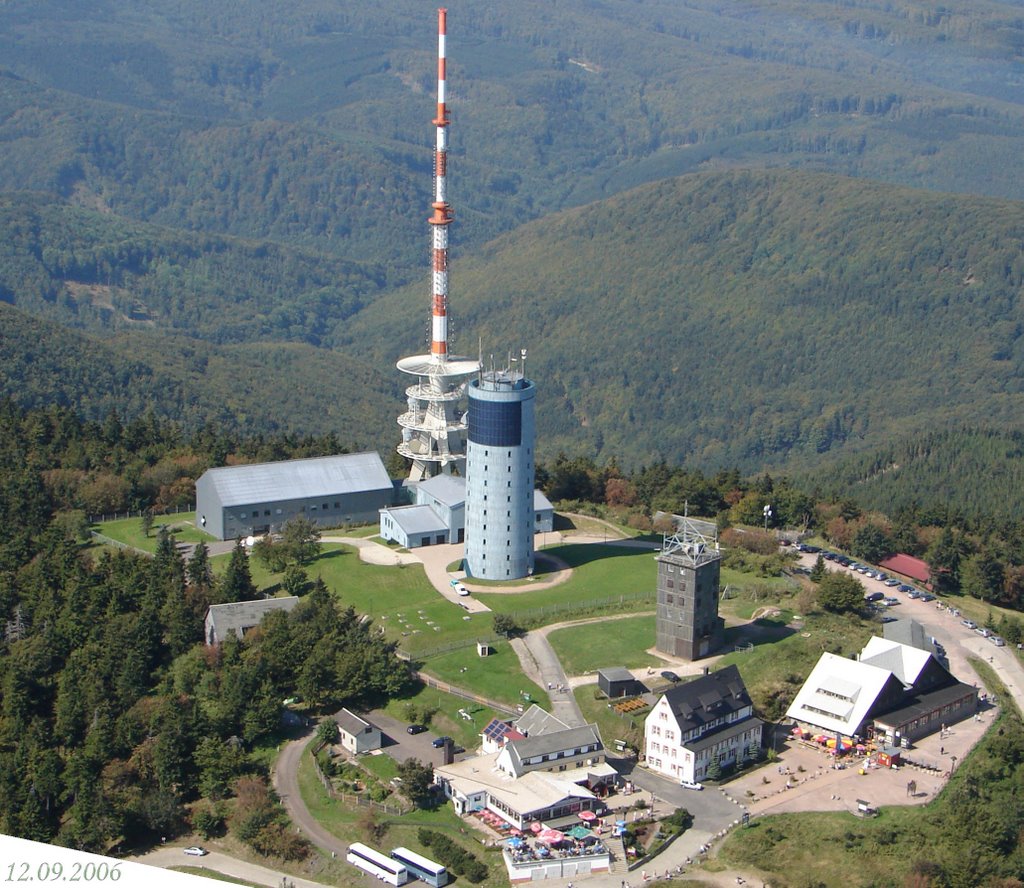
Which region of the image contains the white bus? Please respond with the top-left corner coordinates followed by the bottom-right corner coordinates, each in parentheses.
top-left (347, 842), bottom-right (409, 885)
top-left (391, 847), bottom-right (448, 887)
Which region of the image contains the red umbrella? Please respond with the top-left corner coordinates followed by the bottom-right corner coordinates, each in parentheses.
top-left (578, 811), bottom-right (598, 822)
top-left (529, 822), bottom-right (543, 834)
top-left (538, 828), bottom-right (565, 845)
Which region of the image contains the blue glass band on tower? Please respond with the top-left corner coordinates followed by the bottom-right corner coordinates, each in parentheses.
top-left (467, 397), bottom-right (522, 446)
top-left (464, 371), bottom-right (536, 580)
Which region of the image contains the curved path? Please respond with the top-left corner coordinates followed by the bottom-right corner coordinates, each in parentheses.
top-left (129, 845), bottom-right (326, 888)
top-left (271, 726), bottom-right (348, 859)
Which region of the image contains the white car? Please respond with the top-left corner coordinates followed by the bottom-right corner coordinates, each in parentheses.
top-left (455, 583), bottom-right (470, 597)
top-left (680, 780), bottom-right (704, 791)
top-left (183, 847), bottom-right (208, 857)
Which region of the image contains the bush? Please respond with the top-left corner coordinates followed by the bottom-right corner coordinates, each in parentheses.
top-left (661, 808), bottom-right (693, 836)
top-left (417, 829), bottom-right (488, 883)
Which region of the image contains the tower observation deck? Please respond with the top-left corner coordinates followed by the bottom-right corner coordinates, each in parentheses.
top-left (396, 8), bottom-right (479, 481)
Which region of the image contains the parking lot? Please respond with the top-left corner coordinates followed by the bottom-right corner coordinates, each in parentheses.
top-left (365, 709), bottom-right (470, 767)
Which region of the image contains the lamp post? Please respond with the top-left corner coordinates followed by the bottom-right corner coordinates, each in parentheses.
top-left (763, 504), bottom-right (773, 533)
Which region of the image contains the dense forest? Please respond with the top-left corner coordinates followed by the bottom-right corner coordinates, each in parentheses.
top-left (346, 169), bottom-right (1024, 471)
top-left (1, 0), bottom-right (1024, 271)
top-left (0, 400), bottom-right (411, 851)
top-left (1, 0), bottom-right (1024, 492)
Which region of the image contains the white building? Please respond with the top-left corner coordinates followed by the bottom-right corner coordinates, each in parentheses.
top-left (786, 634), bottom-right (978, 743)
top-left (644, 665), bottom-right (763, 784)
top-left (379, 475), bottom-right (554, 550)
top-left (334, 709), bottom-right (383, 755)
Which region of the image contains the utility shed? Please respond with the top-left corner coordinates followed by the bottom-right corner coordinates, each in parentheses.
top-left (597, 667), bottom-right (643, 699)
top-left (205, 596), bottom-right (300, 645)
top-left (334, 709), bottom-right (382, 754)
top-left (196, 452), bottom-right (394, 540)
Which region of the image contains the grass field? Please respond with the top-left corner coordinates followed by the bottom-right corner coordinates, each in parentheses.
top-left (422, 644), bottom-right (549, 710)
top-left (478, 544), bottom-right (657, 615)
top-left (547, 614), bottom-right (659, 676)
top-left (94, 511), bottom-right (215, 552)
top-left (380, 685), bottom-right (507, 750)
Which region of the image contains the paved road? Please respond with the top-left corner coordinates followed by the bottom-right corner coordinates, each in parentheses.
top-left (272, 727), bottom-right (348, 858)
top-left (129, 846), bottom-right (321, 888)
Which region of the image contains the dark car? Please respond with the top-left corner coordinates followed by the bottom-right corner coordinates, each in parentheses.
top-left (431, 736), bottom-right (451, 748)
top-left (864, 591), bottom-right (885, 603)
top-left (919, 593), bottom-right (936, 602)
top-left (407, 724), bottom-right (427, 735)
top-left (661, 670), bottom-right (681, 683)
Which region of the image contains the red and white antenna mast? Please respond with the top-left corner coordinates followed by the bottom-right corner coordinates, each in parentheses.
top-left (394, 8), bottom-right (479, 480)
top-left (429, 7), bottom-right (451, 361)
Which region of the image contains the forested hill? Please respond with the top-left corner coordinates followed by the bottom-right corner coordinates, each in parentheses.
top-left (801, 428), bottom-right (1024, 524)
top-left (0, 193), bottom-right (383, 343)
top-left (2, 0), bottom-right (1024, 285)
top-left (343, 168), bottom-right (1024, 471)
top-left (0, 303), bottom-right (397, 445)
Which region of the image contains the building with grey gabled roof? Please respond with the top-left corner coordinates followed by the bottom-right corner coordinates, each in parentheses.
top-left (497, 723), bottom-right (604, 778)
top-left (204, 596), bottom-right (300, 645)
top-left (334, 708), bottom-right (382, 754)
top-left (513, 704), bottom-right (570, 738)
top-left (196, 452), bottom-right (394, 540)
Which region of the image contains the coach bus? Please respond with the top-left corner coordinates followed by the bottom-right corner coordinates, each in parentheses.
top-left (390, 847), bottom-right (448, 887)
top-left (347, 842), bottom-right (409, 885)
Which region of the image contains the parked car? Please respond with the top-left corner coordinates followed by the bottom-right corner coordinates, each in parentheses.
top-left (407, 724), bottom-right (427, 735)
top-left (898, 584), bottom-right (915, 593)
top-left (919, 593), bottom-right (936, 602)
top-left (962, 619), bottom-right (978, 630)
top-left (990, 635), bottom-right (1006, 647)
top-left (884, 578), bottom-right (900, 587)
top-left (883, 597), bottom-right (899, 606)
top-left (864, 591), bottom-right (885, 603)
top-left (661, 670), bottom-right (681, 683)
top-left (454, 584), bottom-right (470, 596)
top-left (976, 627), bottom-right (992, 638)
top-left (183, 847), bottom-right (208, 857)
top-left (431, 736), bottom-right (451, 748)
top-left (908, 590), bottom-right (921, 599)
top-left (680, 780), bottom-right (704, 791)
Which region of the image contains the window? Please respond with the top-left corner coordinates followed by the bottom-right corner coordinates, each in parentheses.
top-left (323, 503), bottom-right (329, 510)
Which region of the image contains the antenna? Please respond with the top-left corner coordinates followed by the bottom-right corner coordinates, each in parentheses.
top-left (428, 7), bottom-right (452, 362)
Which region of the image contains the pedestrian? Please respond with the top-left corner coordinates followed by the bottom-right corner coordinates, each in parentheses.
top-left (940, 746), bottom-right (944, 755)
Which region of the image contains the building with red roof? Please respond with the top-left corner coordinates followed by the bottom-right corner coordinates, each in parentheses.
top-left (878, 553), bottom-right (931, 586)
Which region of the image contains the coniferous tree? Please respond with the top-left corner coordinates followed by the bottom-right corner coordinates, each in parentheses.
top-left (219, 541), bottom-right (257, 603)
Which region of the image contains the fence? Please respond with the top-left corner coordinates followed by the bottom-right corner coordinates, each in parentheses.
top-left (508, 590), bottom-right (655, 625)
top-left (88, 504), bottom-right (195, 525)
top-left (397, 634), bottom-right (499, 662)
top-left (310, 744), bottom-right (410, 817)
top-left (414, 671), bottom-right (519, 717)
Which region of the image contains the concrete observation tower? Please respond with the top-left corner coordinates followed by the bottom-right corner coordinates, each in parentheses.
top-left (655, 516), bottom-right (725, 660)
top-left (396, 8), bottom-right (480, 481)
top-left (464, 353), bottom-right (536, 580)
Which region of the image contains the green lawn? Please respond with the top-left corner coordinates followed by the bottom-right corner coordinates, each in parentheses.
top-left (423, 644), bottom-right (549, 710)
top-left (478, 544), bottom-right (658, 615)
top-left (547, 614), bottom-right (659, 676)
top-left (381, 685), bottom-right (506, 750)
top-left (94, 511), bottom-right (215, 552)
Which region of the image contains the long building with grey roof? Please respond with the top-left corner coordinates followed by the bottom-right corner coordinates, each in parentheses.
top-left (196, 452), bottom-right (395, 540)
